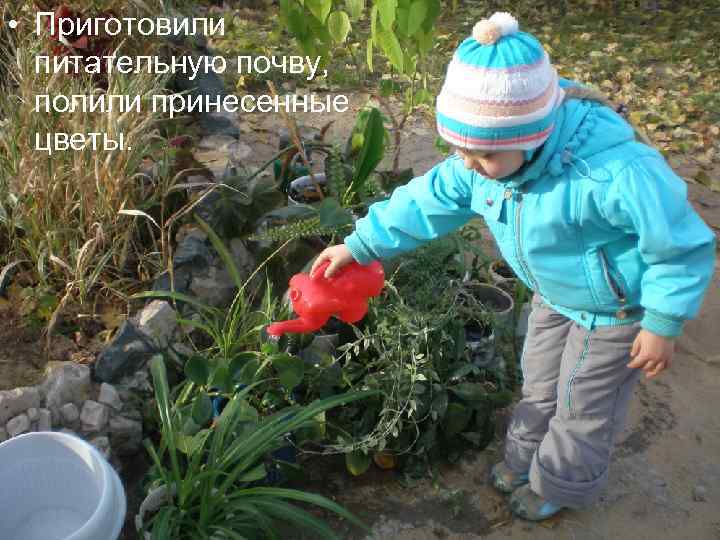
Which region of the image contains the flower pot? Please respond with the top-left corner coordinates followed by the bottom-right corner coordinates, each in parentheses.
top-left (288, 173), bottom-right (327, 205)
top-left (460, 281), bottom-right (515, 332)
top-left (489, 260), bottom-right (517, 291)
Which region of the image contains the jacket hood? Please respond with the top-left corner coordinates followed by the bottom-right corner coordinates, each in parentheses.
top-left (504, 81), bottom-right (637, 188)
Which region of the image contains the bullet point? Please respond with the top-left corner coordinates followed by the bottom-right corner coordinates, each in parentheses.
top-left (8, 20), bottom-right (18, 29)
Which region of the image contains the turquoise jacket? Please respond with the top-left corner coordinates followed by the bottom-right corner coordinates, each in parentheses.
top-left (344, 90), bottom-right (716, 337)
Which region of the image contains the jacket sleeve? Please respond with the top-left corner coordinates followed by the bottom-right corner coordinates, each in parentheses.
top-left (344, 154), bottom-right (477, 264)
top-left (601, 154), bottom-right (717, 337)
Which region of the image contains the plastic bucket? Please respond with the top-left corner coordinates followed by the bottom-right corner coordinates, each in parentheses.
top-left (0, 431), bottom-right (126, 540)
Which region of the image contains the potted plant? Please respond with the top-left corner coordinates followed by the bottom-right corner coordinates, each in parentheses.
top-left (488, 259), bottom-right (518, 291)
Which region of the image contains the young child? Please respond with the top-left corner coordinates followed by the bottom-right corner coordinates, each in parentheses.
top-left (310, 12), bottom-right (716, 520)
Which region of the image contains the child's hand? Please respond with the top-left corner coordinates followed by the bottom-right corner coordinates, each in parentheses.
top-left (627, 329), bottom-right (675, 378)
top-left (310, 244), bottom-right (355, 279)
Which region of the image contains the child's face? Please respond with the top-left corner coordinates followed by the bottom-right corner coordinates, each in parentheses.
top-left (455, 148), bottom-right (525, 180)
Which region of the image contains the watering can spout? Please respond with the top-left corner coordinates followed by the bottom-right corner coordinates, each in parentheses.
top-left (267, 260), bottom-right (385, 336)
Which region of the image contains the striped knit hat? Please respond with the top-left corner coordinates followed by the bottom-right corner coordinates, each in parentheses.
top-left (436, 12), bottom-right (565, 152)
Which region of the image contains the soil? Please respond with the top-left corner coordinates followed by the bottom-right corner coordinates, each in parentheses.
top-left (0, 304), bottom-right (49, 390)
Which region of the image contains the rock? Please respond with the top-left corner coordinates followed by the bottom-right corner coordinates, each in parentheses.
top-left (59, 428), bottom-right (78, 438)
top-left (109, 415), bottom-right (143, 456)
top-left (60, 403), bottom-right (80, 427)
top-left (0, 387), bottom-right (41, 425)
top-left (0, 427), bottom-right (7, 442)
top-left (43, 363), bottom-right (91, 414)
top-left (230, 238), bottom-right (259, 287)
top-left (152, 267), bottom-right (192, 295)
top-left (89, 435), bottom-right (111, 460)
top-left (98, 383), bottom-right (123, 411)
top-left (134, 300), bottom-right (178, 349)
top-left (190, 265), bottom-right (237, 307)
top-left (37, 408), bottom-right (52, 431)
top-left (93, 320), bottom-right (157, 383)
top-left (81, 400), bottom-right (109, 433)
top-left (117, 369), bottom-right (153, 400)
top-left (693, 485), bottom-right (707, 502)
top-left (173, 230), bottom-right (212, 268)
top-left (6, 413), bottom-right (30, 437)
top-left (27, 407), bottom-right (39, 422)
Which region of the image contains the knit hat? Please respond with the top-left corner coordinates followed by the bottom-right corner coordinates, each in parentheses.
top-left (436, 12), bottom-right (565, 152)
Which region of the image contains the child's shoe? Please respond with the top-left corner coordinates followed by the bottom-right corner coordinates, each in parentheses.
top-left (509, 484), bottom-right (564, 521)
top-left (490, 461), bottom-right (529, 494)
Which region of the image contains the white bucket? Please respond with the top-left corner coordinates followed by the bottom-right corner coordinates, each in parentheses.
top-left (0, 431), bottom-right (126, 540)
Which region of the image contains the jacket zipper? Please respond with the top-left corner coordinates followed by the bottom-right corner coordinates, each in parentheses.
top-left (598, 248), bottom-right (626, 304)
top-left (513, 191), bottom-right (542, 294)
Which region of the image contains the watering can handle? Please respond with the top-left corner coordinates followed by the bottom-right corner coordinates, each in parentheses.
top-left (310, 259), bottom-right (332, 281)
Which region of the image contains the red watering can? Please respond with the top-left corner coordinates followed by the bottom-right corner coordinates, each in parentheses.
top-left (266, 260), bottom-right (385, 336)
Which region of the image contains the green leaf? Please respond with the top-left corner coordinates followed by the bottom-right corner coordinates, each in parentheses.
top-left (272, 353), bottom-right (305, 390)
top-left (306, 0), bottom-right (332, 22)
top-left (377, 0), bottom-right (397, 29)
top-left (238, 463), bottom-right (267, 483)
top-left (318, 197), bottom-right (354, 227)
top-left (396, 7), bottom-right (409, 35)
top-left (350, 108), bottom-right (386, 196)
top-left (448, 382), bottom-right (487, 402)
top-left (407, 0), bottom-right (427, 35)
top-left (345, 450), bottom-right (371, 476)
top-left (346, 0), bottom-right (364, 21)
top-left (442, 403), bottom-right (471, 437)
top-left (185, 355), bottom-right (210, 386)
top-left (370, 4), bottom-right (378, 40)
top-left (229, 352), bottom-right (260, 380)
top-left (212, 365), bottom-right (232, 393)
top-left (191, 394), bottom-right (213, 426)
top-left (327, 11), bottom-right (352, 43)
top-left (285, 3), bottom-right (309, 37)
top-left (177, 429), bottom-right (210, 456)
top-left (431, 390), bottom-right (448, 417)
top-left (239, 358), bottom-right (261, 385)
top-left (416, 27), bottom-right (434, 54)
top-left (366, 37), bottom-right (374, 71)
top-left (376, 28), bottom-right (404, 72)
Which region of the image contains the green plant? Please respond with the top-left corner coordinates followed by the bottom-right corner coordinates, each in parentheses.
top-left (140, 354), bottom-right (375, 539)
top-left (250, 107), bottom-right (389, 245)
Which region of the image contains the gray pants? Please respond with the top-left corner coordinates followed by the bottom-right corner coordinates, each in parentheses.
top-left (504, 294), bottom-right (642, 508)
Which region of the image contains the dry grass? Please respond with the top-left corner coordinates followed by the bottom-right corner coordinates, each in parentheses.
top-left (0, 1), bottom-right (184, 337)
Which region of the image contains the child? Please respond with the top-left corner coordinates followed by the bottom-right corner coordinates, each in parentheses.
top-left (310, 12), bottom-right (716, 520)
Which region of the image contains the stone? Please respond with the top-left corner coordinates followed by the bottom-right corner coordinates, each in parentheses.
top-left (134, 300), bottom-right (178, 349)
top-left (230, 238), bottom-right (259, 285)
top-left (60, 403), bottom-right (80, 426)
top-left (27, 407), bottom-right (39, 422)
top-left (152, 267), bottom-right (191, 295)
top-left (190, 266), bottom-right (237, 307)
top-left (693, 485), bottom-right (707, 502)
top-left (93, 320), bottom-right (157, 383)
top-left (89, 436), bottom-right (111, 460)
top-left (80, 400), bottom-right (109, 433)
top-left (0, 387), bottom-right (41, 425)
top-left (109, 415), bottom-right (143, 456)
top-left (43, 363), bottom-right (91, 414)
top-left (173, 230), bottom-right (211, 268)
top-left (117, 368), bottom-right (153, 397)
top-left (6, 413), bottom-right (30, 437)
top-left (59, 428), bottom-right (78, 438)
top-left (98, 383), bottom-right (123, 411)
top-left (0, 427), bottom-right (7, 442)
top-left (37, 408), bottom-right (52, 431)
